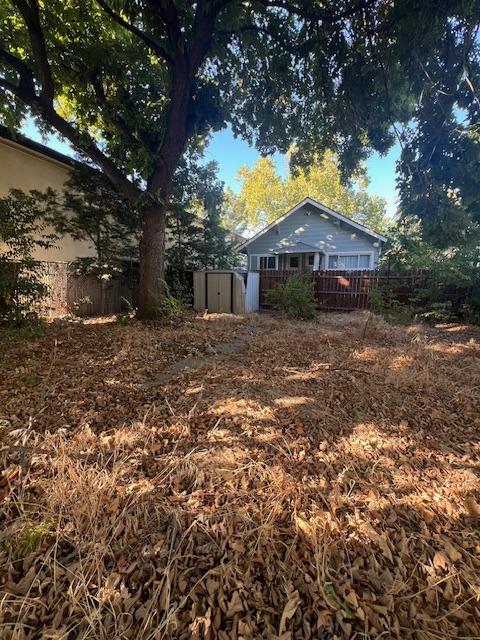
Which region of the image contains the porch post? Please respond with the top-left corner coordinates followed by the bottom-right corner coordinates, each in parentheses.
top-left (313, 252), bottom-right (320, 271)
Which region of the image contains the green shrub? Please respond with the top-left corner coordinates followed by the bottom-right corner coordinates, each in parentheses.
top-left (416, 300), bottom-right (457, 323)
top-left (368, 288), bottom-right (414, 325)
top-left (381, 219), bottom-right (480, 324)
top-left (265, 274), bottom-right (316, 320)
top-left (0, 189), bottom-right (57, 325)
top-left (153, 280), bottom-right (188, 323)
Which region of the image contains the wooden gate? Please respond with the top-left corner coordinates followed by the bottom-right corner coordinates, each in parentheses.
top-left (205, 272), bottom-right (234, 313)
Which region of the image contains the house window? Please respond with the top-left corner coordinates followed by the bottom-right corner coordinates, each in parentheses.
top-left (288, 256), bottom-right (299, 269)
top-left (259, 255), bottom-right (277, 270)
top-left (327, 254), bottom-right (371, 270)
top-left (358, 254), bottom-right (371, 269)
top-left (307, 254), bottom-right (315, 266)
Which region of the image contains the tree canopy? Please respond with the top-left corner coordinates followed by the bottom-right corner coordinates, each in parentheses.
top-left (226, 151), bottom-right (388, 233)
top-left (47, 165), bottom-right (140, 274)
top-left (167, 157), bottom-right (236, 281)
top-left (1, 0), bottom-right (479, 315)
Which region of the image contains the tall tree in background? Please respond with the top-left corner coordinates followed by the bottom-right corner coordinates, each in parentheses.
top-left (226, 152), bottom-right (388, 233)
top-left (1, 1), bottom-right (479, 316)
top-left (394, 5), bottom-right (480, 249)
top-left (197, 185), bottom-right (235, 270)
top-left (48, 165), bottom-right (140, 273)
top-left (167, 158), bottom-right (235, 281)
top-left (398, 97), bottom-right (480, 250)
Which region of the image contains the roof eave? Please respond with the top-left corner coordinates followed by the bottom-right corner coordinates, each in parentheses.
top-left (236, 197), bottom-right (387, 250)
top-left (0, 125), bottom-right (77, 169)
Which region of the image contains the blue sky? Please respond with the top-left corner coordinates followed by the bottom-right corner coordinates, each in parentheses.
top-left (23, 119), bottom-right (400, 216)
top-left (204, 127), bottom-right (400, 216)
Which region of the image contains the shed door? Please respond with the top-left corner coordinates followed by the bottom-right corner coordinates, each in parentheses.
top-left (206, 273), bottom-right (232, 313)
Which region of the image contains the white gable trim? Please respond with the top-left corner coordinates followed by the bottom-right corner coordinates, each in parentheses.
top-left (236, 197), bottom-right (387, 251)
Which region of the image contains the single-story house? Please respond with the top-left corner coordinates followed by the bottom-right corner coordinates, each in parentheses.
top-left (237, 197), bottom-right (387, 271)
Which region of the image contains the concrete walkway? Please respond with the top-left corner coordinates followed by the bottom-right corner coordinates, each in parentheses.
top-left (146, 325), bottom-right (257, 386)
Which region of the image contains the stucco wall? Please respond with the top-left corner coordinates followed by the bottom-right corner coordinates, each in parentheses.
top-left (0, 138), bottom-right (97, 261)
top-left (245, 203), bottom-right (381, 270)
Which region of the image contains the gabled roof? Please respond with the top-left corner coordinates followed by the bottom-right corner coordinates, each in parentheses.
top-left (237, 197), bottom-right (388, 251)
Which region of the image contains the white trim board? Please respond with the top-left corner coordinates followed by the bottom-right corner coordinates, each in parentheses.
top-left (237, 197), bottom-right (387, 251)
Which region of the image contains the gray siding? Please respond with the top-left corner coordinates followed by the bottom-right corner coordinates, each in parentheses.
top-left (246, 203), bottom-right (381, 269)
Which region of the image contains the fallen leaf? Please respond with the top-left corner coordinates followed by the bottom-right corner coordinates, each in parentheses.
top-left (226, 591), bottom-right (244, 618)
top-left (345, 591), bottom-right (359, 609)
top-left (433, 551), bottom-right (449, 572)
top-left (444, 542), bottom-right (462, 563)
top-left (465, 497), bottom-right (480, 518)
top-left (279, 590), bottom-right (301, 635)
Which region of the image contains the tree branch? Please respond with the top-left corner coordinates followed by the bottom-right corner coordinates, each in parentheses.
top-left (90, 71), bottom-right (152, 151)
top-left (12, 0), bottom-right (55, 103)
top-left (147, 1), bottom-right (219, 193)
top-left (0, 77), bottom-right (22, 94)
top-left (255, 0), bottom-right (374, 23)
top-left (1, 49), bottom-right (140, 201)
top-left (218, 23), bottom-right (314, 56)
top-left (95, 0), bottom-right (173, 65)
top-left (151, 0), bottom-right (182, 57)
top-left (0, 47), bottom-right (36, 97)
top-left (189, 1), bottom-right (216, 71)
top-left (42, 107), bottom-right (141, 201)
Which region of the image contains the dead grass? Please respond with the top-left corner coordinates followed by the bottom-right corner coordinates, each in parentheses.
top-left (1, 311), bottom-right (480, 639)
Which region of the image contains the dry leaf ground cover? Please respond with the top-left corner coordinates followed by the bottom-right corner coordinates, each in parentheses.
top-left (1, 312), bottom-right (480, 639)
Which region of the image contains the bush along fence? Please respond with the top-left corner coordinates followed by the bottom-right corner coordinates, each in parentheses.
top-left (259, 269), bottom-right (476, 316)
top-left (260, 269), bottom-right (377, 311)
top-left (37, 261), bottom-right (139, 317)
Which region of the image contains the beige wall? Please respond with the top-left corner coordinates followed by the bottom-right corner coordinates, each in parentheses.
top-left (0, 138), bottom-right (97, 261)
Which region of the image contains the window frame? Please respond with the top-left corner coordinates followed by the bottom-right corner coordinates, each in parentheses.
top-left (288, 255), bottom-right (300, 269)
top-left (252, 254), bottom-right (278, 271)
top-left (325, 252), bottom-right (374, 270)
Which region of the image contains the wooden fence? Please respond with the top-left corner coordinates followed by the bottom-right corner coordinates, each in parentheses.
top-left (39, 262), bottom-right (138, 317)
top-left (259, 269), bottom-right (447, 312)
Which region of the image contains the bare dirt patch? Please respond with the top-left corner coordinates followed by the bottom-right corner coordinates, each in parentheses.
top-left (1, 312), bottom-right (479, 639)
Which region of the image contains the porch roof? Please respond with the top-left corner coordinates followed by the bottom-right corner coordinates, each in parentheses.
top-left (271, 242), bottom-right (320, 255)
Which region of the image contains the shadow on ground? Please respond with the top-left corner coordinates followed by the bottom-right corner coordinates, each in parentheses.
top-left (1, 312), bottom-right (479, 639)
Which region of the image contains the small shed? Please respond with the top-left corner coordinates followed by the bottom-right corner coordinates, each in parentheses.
top-left (193, 270), bottom-right (259, 314)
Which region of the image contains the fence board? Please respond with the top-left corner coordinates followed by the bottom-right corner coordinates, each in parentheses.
top-left (38, 261), bottom-right (138, 317)
top-left (314, 270), bottom-right (378, 311)
top-left (37, 262), bottom-right (69, 316)
top-left (259, 269), bottom-right (429, 312)
top-left (259, 270), bottom-right (298, 307)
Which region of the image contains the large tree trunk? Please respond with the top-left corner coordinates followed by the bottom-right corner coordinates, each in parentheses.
top-left (138, 203), bottom-right (167, 319)
top-left (136, 61), bottom-right (194, 319)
